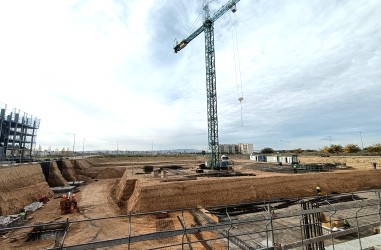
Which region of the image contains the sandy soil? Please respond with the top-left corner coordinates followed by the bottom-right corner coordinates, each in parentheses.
top-left (1, 154), bottom-right (380, 249)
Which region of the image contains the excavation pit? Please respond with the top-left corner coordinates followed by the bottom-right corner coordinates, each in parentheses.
top-left (26, 223), bottom-right (66, 242)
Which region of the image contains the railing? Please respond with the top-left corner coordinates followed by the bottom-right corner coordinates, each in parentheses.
top-left (1, 190), bottom-right (380, 250)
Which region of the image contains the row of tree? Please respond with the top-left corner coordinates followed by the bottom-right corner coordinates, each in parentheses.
top-left (260, 143), bottom-right (381, 156)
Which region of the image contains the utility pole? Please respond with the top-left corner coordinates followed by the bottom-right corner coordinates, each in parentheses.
top-left (327, 136), bottom-right (333, 146)
top-left (82, 137), bottom-right (85, 158)
top-left (359, 132), bottom-right (364, 150)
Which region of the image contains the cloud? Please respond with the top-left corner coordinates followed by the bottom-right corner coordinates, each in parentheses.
top-left (1, 0), bottom-right (380, 151)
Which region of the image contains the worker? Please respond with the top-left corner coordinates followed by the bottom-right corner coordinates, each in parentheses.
top-left (293, 165), bottom-right (297, 173)
top-left (19, 209), bottom-right (27, 220)
top-left (373, 162), bottom-right (377, 170)
top-left (316, 185), bottom-right (321, 196)
top-left (343, 218), bottom-right (350, 229)
top-left (71, 193), bottom-right (77, 209)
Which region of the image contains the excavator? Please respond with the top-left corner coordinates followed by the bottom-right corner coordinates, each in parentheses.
top-left (59, 192), bottom-right (77, 214)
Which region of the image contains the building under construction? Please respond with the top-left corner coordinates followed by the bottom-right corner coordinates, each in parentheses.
top-left (0, 102), bottom-right (40, 162)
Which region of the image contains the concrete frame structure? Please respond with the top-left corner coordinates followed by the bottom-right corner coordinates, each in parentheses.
top-left (0, 103), bottom-right (40, 162)
top-left (218, 143), bottom-right (253, 154)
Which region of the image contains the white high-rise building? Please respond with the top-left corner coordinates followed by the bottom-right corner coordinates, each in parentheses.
top-left (218, 143), bottom-right (253, 154)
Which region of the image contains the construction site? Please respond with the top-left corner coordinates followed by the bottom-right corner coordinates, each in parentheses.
top-left (1, 0), bottom-right (381, 249)
top-left (1, 154), bottom-right (381, 249)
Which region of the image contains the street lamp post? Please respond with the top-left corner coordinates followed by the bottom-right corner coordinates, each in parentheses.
top-left (73, 134), bottom-right (76, 156)
top-left (82, 137), bottom-right (85, 158)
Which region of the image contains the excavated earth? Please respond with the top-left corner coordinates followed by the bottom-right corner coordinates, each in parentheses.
top-left (0, 154), bottom-right (380, 249)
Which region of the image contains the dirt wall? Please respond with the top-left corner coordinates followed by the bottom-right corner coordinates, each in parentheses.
top-left (123, 170), bottom-right (381, 212)
top-left (96, 167), bottom-right (126, 179)
top-left (112, 170), bottom-right (137, 207)
top-left (47, 161), bottom-right (68, 187)
top-left (72, 159), bottom-right (124, 180)
top-left (299, 156), bottom-right (381, 169)
top-left (61, 160), bottom-right (76, 181)
top-left (0, 164), bottom-right (53, 215)
top-left (73, 159), bottom-right (96, 182)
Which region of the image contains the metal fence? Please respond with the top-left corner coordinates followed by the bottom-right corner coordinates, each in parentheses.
top-left (1, 190), bottom-right (380, 250)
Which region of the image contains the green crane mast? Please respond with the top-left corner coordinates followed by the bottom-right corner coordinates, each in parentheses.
top-left (174, 0), bottom-right (240, 169)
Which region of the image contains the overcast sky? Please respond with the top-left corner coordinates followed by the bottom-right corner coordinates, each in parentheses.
top-left (1, 0), bottom-right (380, 151)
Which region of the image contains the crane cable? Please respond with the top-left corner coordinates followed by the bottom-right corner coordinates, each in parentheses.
top-left (230, 11), bottom-right (244, 127)
top-left (188, 11), bottom-right (202, 37)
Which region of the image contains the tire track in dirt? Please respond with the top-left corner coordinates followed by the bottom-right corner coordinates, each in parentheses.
top-left (66, 179), bottom-right (121, 244)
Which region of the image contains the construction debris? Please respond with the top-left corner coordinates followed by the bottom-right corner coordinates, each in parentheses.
top-left (24, 202), bottom-right (44, 213)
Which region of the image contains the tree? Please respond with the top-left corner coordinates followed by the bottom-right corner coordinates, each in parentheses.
top-left (321, 146), bottom-right (332, 154)
top-left (293, 148), bottom-right (303, 155)
top-left (330, 144), bottom-right (343, 155)
top-left (261, 147), bottom-right (275, 154)
top-left (61, 147), bottom-right (67, 157)
top-left (368, 143), bottom-right (381, 156)
top-left (343, 144), bottom-right (360, 155)
top-left (322, 145), bottom-right (343, 155)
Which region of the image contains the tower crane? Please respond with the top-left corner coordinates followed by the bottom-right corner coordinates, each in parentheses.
top-left (174, 0), bottom-right (240, 169)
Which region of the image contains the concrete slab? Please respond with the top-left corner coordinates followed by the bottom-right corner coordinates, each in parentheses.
top-left (325, 234), bottom-right (381, 250)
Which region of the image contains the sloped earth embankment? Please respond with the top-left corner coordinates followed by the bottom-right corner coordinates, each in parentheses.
top-left (299, 156), bottom-right (381, 169)
top-left (120, 170), bottom-right (381, 212)
top-left (47, 161), bottom-right (68, 187)
top-left (0, 164), bottom-right (53, 215)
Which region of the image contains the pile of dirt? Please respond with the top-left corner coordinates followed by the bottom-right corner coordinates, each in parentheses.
top-left (96, 167), bottom-right (126, 179)
top-left (47, 161), bottom-right (68, 187)
top-left (0, 164), bottom-right (53, 215)
top-left (123, 170), bottom-right (381, 212)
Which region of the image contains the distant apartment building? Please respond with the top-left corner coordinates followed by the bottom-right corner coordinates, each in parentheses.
top-left (0, 103), bottom-right (40, 162)
top-left (218, 143), bottom-right (253, 154)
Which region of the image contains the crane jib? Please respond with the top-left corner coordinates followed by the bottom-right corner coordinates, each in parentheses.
top-left (173, 0), bottom-right (240, 53)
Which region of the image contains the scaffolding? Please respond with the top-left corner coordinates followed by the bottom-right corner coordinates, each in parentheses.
top-left (0, 102), bottom-right (40, 162)
top-left (1, 190), bottom-right (380, 249)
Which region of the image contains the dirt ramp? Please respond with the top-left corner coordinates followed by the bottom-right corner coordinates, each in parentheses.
top-left (47, 161), bottom-right (68, 187)
top-left (126, 170), bottom-right (381, 212)
top-left (0, 164), bottom-right (53, 215)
